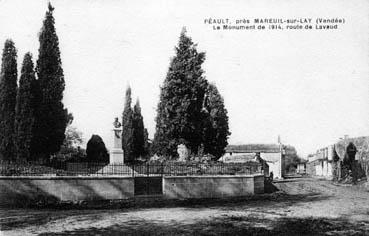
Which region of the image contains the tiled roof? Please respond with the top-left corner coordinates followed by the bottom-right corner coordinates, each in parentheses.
top-left (222, 154), bottom-right (256, 163)
top-left (226, 144), bottom-right (281, 153)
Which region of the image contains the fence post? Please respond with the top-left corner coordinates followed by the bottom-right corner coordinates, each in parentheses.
top-left (146, 163), bottom-right (149, 177)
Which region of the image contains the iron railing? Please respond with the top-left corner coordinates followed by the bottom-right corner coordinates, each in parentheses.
top-left (0, 161), bottom-right (263, 177)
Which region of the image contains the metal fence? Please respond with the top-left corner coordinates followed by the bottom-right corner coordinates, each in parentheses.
top-left (0, 161), bottom-right (263, 177)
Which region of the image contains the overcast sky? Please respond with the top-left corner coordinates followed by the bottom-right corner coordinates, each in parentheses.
top-left (0, 0), bottom-right (368, 157)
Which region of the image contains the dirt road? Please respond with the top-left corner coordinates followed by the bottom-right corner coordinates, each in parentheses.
top-left (1, 178), bottom-right (368, 235)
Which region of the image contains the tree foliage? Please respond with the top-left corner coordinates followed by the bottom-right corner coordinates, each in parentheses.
top-left (14, 53), bottom-right (38, 161)
top-left (55, 114), bottom-right (85, 162)
top-left (143, 128), bottom-right (150, 156)
top-left (202, 83), bottom-right (230, 159)
top-left (0, 39), bottom-right (17, 160)
top-left (63, 126), bottom-right (83, 148)
top-left (33, 3), bottom-right (68, 159)
top-left (86, 135), bottom-right (109, 163)
top-left (122, 86), bottom-right (134, 162)
top-left (132, 99), bottom-right (147, 159)
top-left (153, 28), bottom-right (229, 159)
top-left (153, 28), bottom-right (208, 157)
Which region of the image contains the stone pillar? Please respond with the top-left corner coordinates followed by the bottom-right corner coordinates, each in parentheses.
top-left (110, 128), bottom-right (124, 163)
top-left (278, 143), bottom-right (285, 179)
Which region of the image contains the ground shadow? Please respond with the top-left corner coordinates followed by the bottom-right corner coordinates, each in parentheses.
top-left (0, 192), bottom-right (332, 232)
top-left (36, 215), bottom-right (369, 236)
top-left (264, 178), bottom-right (279, 193)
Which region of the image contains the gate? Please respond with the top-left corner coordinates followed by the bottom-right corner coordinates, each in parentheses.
top-left (133, 164), bottom-right (163, 196)
top-left (134, 176), bottom-right (163, 196)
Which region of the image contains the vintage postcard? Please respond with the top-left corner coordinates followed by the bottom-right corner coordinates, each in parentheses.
top-left (0, 0), bottom-right (368, 235)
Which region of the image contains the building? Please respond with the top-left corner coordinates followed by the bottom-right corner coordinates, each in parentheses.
top-left (296, 160), bottom-right (307, 174)
top-left (306, 135), bottom-right (369, 180)
top-left (306, 145), bottom-right (335, 179)
top-left (220, 143), bottom-right (285, 179)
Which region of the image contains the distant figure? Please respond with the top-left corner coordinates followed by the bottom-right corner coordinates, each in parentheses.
top-left (254, 152), bottom-right (262, 162)
top-left (269, 171), bottom-right (274, 181)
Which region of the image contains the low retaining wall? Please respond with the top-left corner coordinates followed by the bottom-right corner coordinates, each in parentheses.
top-left (0, 176), bottom-right (134, 206)
top-left (0, 174), bottom-right (264, 206)
top-left (163, 174), bottom-right (264, 199)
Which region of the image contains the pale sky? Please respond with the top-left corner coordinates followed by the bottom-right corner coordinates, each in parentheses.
top-left (0, 0), bottom-right (368, 157)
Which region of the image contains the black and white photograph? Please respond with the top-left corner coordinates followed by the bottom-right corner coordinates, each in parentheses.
top-left (0, 0), bottom-right (368, 235)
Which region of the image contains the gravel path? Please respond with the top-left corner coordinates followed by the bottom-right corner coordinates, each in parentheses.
top-left (1, 178), bottom-right (368, 235)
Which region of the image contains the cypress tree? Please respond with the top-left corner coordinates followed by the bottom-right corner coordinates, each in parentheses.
top-left (122, 86), bottom-right (134, 162)
top-left (14, 53), bottom-right (37, 161)
top-left (0, 39), bottom-right (17, 161)
top-left (202, 83), bottom-right (230, 159)
top-left (34, 3), bottom-right (68, 160)
top-left (143, 128), bottom-right (150, 157)
top-left (132, 99), bottom-right (146, 160)
top-left (153, 28), bottom-right (208, 158)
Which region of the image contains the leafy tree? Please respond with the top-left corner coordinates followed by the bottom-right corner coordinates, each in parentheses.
top-left (63, 126), bottom-right (83, 148)
top-left (284, 145), bottom-right (302, 172)
top-left (14, 53), bottom-right (38, 161)
top-left (33, 3), bottom-right (68, 160)
top-left (132, 99), bottom-right (147, 160)
top-left (122, 86), bottom-right (134, 162)
top-left (86, 135), bottom-right (109, 163)
top-left (202, 83), bottom-right (230, 159)
top-left (61, 113), bottom-right (82, 148)
top-left (57, 128), bottom-right (84, 162)
top-left (54, 114), bottom-right (85, 162)
top-left (0, 39), bottom-right (17, 160)
top-left (153, 28), bottom-right (208, 158)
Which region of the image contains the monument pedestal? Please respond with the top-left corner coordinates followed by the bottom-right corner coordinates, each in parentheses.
top-left (110, 128), bottom-right (124, 164)
top-left (110, 148), bottom-right (124, 164)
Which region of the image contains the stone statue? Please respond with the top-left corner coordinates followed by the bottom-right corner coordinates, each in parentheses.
top-left (110, 117), bottom-right (124, 164)
top-left (113, 117), bottom-right (122, 129)
top-left (113, 117), bottom-right (122, 139)
top-left (177, 144), bottom-right (189, 162)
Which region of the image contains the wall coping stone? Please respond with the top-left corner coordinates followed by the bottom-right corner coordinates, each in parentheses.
top-left (0, 175), bottom-right (134, 180)
top-left (163, 174), bottom-right (263, 179)
top-left (0, 174), bottom-right (263, 180)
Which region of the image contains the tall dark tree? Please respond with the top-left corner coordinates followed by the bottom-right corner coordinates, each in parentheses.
top-left (122, 86), bottom-right (134, 162)
top-left (153, 28), bottom-right (208, 158)
top-left (86, 135), bottom-right (109, 163)
top-left (143, 128), bottom-right (150, 157)
top-left (0, 40), bottom-right (17, 160)
top-left (202, 83), bottom-right (230, 159)
top-left (14, 53), bottom-right (38, 161)
top-left (132, 99), bottom-right (146, 159)
top-left (34, 3), bottom-right (68, 160)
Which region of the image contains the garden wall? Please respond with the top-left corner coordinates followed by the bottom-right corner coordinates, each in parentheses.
top-left (163, 174), bottom-right (264, 199)
top-left (0, 174), bottom-right (264, 206)
top-left (0, 176), bottom-right (134, 206)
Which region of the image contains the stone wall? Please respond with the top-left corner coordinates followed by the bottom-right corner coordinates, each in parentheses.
top-left (0, 176), bottom-right (134, 206)
top-left (0, 174), bottom-right (264, 206)
top-left (163, 174), bottom-right (264, 199)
